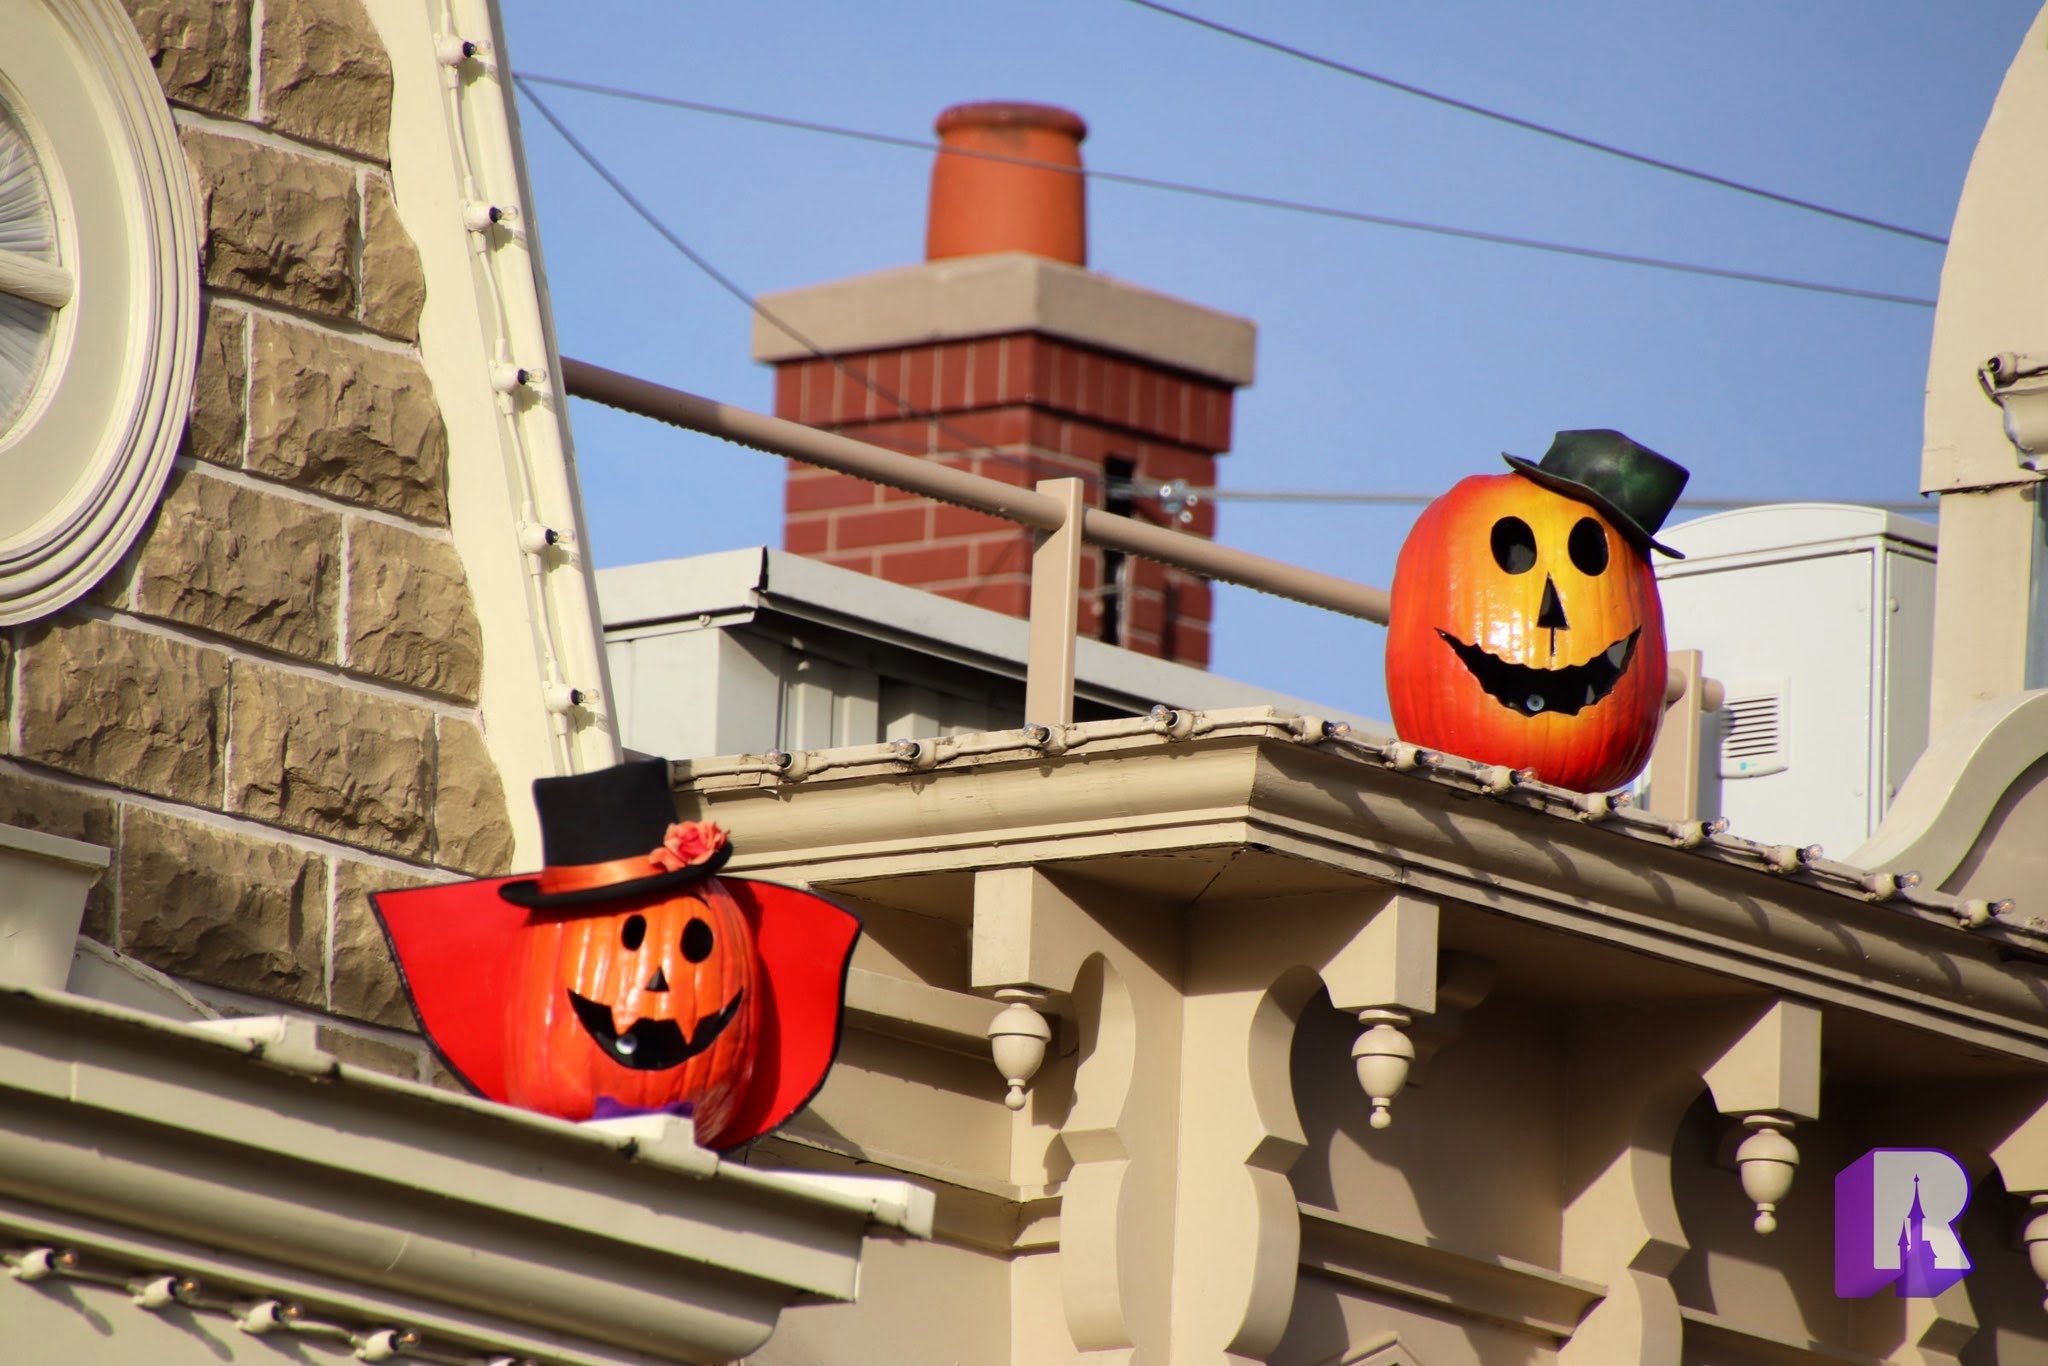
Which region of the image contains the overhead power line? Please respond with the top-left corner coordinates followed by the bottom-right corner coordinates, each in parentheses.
top-left (1117, 0), bottom-right (1949, 248)
top-left (1135, 486), bottom-right (1932, 514)
top-left (514, 77), bottom-right (1101, 491)
top-left (514, 73), bottom-right (1936, 310)
top-left (519, 75), bottom-right (1933, 520)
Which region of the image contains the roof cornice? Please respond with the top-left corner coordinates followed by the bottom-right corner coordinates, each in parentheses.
top-left (671, 708), bottom-right (2048, 1066)
top-left (0, 985), bottom-right (930, 1364)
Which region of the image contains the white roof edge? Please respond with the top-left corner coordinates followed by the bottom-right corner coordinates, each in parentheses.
top-left (1661, 502), bottom-right (1939, 562)
top-left (595, 548), bottom-right (1391, 736)
top-left (0, 982), bottom-right (929, 1364)
top-left (598, 546), bottom-right (770, 628)
top-left (0, 820), bottom-right (111, 868)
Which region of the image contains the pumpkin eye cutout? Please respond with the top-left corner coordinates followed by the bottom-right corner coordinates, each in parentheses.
top-left (1490, 516), bottom-right (1537, 575)
top-left (681, 918), bottom-right (714, 963)
top-left (620, 914), bottom-right (647, 951)
top-left (1568, 518), bottom-right (1609, 576)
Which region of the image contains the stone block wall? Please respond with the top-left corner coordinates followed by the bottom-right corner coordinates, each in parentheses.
top-left (0, 0), bottom-right (513, 1079)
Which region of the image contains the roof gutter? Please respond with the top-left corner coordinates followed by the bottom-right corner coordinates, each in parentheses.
top-left (0, 985), bottom-right (930, 1365)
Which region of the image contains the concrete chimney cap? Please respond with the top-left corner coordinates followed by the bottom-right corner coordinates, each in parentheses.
top-left (935, 101), bottom-right (1088, 141)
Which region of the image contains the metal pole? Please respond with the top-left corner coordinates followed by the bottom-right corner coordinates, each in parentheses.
top-left (562, 358), bottom-right (1394, 625)
top-left (1026, 478), bottom-right (1087, 725)
top-left (1648, 649), bottom-right (1707, 821)
top-left (563, 358), bottom-right (1064, 529)
top-left (1077, 506), bottom-right (1389, 623)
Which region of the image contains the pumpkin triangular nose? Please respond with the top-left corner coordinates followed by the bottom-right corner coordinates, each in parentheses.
top-left (1537, 575), bottom-right (1568, 632)
top-left (646, 965), bottom-right (670, 992)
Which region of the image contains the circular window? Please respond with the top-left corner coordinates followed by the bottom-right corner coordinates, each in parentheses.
top-left (0, 0), bottom-right (198, 625)
top-left (0, 100), bottom-right (63, 435)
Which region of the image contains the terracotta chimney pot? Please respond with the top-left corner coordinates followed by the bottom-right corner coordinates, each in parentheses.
top-left (926, 101), bottom-right (1088, 266)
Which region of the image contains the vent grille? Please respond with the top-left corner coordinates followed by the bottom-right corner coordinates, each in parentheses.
top-left (1719, 683), bottom-right (1789, 779)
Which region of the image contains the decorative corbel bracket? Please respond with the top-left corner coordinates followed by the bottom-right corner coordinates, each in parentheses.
top-left (970, 866), bottom-right (1166, 1357)
top-left (987, 988), bottom-right (1055, 1111)
top-left (1320, 893), bottom-right (1441, 1130)
top-left (1988, 1089), bottom-right (2048, 1310)
top-left (1702, 999), bottom-right (1823, 1236)
top-left (970, 866), bottom-right (1099, 1110)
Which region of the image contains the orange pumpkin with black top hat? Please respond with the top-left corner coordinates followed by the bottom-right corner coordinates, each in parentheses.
top-left (1385, 429), bottom-right (1690, 793)
top-left (371, 759), bottom-right (858, 1151)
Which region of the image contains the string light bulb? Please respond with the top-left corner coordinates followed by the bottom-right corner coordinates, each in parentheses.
top-left (463, 201), bottom-right (523, 236)
top-left (434, 35), bottom-right (481, 66)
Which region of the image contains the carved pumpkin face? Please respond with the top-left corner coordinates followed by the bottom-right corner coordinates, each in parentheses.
top-left (503, 879), bottom-right (760, 1141)
top-left (1386, 472), bottom-right (1667, 791)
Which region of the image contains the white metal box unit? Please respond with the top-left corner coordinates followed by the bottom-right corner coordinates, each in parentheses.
top-left (598, 548), bottom-right (1385, 762)
top-left (1653, 504), bottom-right (1937, 859)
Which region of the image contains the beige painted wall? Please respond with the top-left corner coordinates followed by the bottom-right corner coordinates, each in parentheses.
top-left (1923, 4), bottom-right (2048, 731)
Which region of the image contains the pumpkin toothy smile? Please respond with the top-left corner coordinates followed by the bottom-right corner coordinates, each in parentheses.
top-left (1435, 628), bottom-right (1640, 718)
top-left (568, 988), bottom-right (743, 1070)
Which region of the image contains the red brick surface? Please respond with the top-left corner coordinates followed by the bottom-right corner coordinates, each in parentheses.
top-left (904, 348), bottom-right (937, 413)
top-left (940, 578), bottom-right (1031, 615)
top-left (879, 542), bottom-right (974, 585)
top-left (971, 535), bottom-right (1031, 580)
top-left (833, 504), bottom-right (930, 551)
top-left (785, 469), bottom-right (879, 514)
top-left (770, 335), bottom-right (1235, 449)
top-left (971, 342), bottom-right (1002, 409)
top-left (930, 407), bottom-right (1031, 451)
top-left (1166, 620), bottom-right (1210, 667)
top-left (770, 325), bottom-right (1237, 667)
top-left (937, 343), bottom-right (971, 410)
top-left (783, 516), bottom-right (829, 555)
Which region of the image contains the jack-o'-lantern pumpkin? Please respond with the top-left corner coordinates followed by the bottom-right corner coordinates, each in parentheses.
top-left (1386, 429), bottom-right (1689, 792)
top-left (369, 759), bottom-right (861, 1152)
top-left (504, 880), bottom-right (760, 1139)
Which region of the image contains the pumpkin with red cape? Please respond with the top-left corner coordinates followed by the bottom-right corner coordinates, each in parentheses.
top-left (371, 759), bottom-right (859, 1151)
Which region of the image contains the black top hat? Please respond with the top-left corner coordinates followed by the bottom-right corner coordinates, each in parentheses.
top-left (498, 758), bottom-right (733, 910)
top-left (1503, 429), bottom-right (1690, 559)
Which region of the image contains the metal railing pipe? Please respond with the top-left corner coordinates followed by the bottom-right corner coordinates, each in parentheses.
top-left (1077, 507), bottom-right (1389, 622)
top-left (562, 358), bottom-right (1393, 624)
top-left (562, 359), bottom-right (1065, 531)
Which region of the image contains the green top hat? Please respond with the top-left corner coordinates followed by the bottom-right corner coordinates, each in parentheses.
top-left (1503, 429), bottom-right (1690, 559)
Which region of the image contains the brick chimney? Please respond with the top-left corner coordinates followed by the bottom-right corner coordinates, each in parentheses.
top-left (753, 101), bottom-right (1255, 668)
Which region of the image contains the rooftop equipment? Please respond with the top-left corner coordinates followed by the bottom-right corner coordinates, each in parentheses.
top-left (1654, 503), bottom-right (1936, 857)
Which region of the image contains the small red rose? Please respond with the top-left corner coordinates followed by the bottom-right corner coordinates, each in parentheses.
top-left (648, 820), bottom-right (729, 873)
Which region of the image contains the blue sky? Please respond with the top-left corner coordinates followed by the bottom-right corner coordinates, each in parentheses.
top-left (498, 0), bottom-right (2038, 718)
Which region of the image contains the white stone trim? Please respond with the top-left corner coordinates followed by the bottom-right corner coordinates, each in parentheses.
top-left (360, 0), bottom-right (620, 866)
top-left (0, 983), bottom-right (930, 1364)
top-left (752, 251), bottom-right (1259, 385)
top-left (0, 0), bottom-right (199, 625)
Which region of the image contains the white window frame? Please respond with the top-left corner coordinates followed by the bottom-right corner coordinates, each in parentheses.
top-left (0, 0), bottom-right (198, 625)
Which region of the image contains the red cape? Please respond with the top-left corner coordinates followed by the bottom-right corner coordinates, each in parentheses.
top-left (370, 876), bottom-right (859, 1151)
